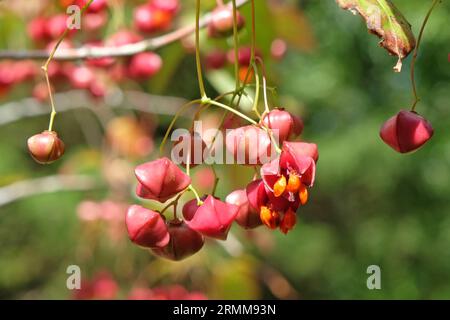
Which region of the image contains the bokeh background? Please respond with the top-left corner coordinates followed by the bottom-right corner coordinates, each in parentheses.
top-left (0, 0), bottom-right (449, 299)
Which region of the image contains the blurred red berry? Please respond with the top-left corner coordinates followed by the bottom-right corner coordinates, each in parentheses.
top-left (205, 50), bottom-right (227, 70)
top-left (208, 6), bottom-right (245, 38)
top-left (28, 17), bottom-right (49, 43)
top-left (70, 65), bottom-right (95, 89)
top-left (151, 0), bottom-right (180, 15)
top-left (271, 38), bottom-right (288, 60)
top-left (134, 4), bottom-right (172, 33)
top-left (128, 52), bottom-right (162, 79)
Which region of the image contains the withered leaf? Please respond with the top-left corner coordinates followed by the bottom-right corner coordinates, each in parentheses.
top-left (336, 0), bottom-right (416, 72)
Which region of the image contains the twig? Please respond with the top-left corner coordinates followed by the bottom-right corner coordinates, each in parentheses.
top-left (0, 0), bottom-right (251, 61)
top-left (0, 89), bottom-right (189, 126)
top-left (0, 175), bottom-right (100, 207)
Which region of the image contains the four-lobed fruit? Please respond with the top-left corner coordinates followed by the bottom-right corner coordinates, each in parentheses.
top-left (125, 205), bottom-right (170, 248)
top-left (262, 108), bottom-right (304, 144)
top-left (380, 110), bottom-right (434, 153)
top-left (27, 130), bottom-right (65, 164)
top-left (151, 219), bottom-right (204, 261)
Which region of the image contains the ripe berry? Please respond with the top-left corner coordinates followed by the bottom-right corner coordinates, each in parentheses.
top-left (28, 17), bottom-right (49, 43)
top-left (205, 50), bottom-right (227, 70)
top-left (134, 4), bottom-right (172, 33)
top-left (380, 110), bottom-right (434, 153)
top-left (27, 130), bottom-right (65, 164)
top-left (46, 14), bottom-right (70, 39)
top-left (126, 205), bottom-right (170, 248)
top-left (208, 6), bottom-right (245, 38)
top-left (262, 108), bottom-right (304, 144)
top-left (226, 189), bottom-right (262, 229)
top-left (151, 0), bottom-right (180, 14)
top-left (151, 220), bottom-right (204, 261)
top-left (75, 0), bottom-right (108, 13)
top-left (135, 157), bottom-right (191, 203)
top-left (186, 195), bottom-right (239, 240)
top-left (70, 65), bottom-right (95, 89)
top-left (128, 52), bottom-right (163, 79)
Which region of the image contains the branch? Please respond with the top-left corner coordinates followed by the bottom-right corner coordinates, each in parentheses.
top-left (0, 89), bottom-right (189, 126)
top-left (0, 0), bottom-right (250, 61)
top-left (0, 175), bottom-right (100, 207)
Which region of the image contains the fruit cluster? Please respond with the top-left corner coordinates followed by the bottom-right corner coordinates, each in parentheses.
top-left (125, 107), bottom-right (318, 260)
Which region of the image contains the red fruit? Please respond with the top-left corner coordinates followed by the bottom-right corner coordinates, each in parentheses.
top-left (151, 0), bottom-right (180, 14)
top-left (380, 110), bottom-right (434, 153)
top-left (70, 65), bottom-right (95, 89)
top-left (208, 6), bottom-right (245, 38)
top-left (28, 17), bottom-right (49, 43)
top-left (89, 79), bottom-right (107, 99)
top-left (125, 205), bottom-right (170, 248)
top-left (172, 133), bottom-right (206, 168)
top-left (282, 141), bottom-right (319, 163)
top-left (32, 82), bottom-right (50, 102)
top-left (90, 272), bottom-right (119, 300)
top-left (134, 4), bottom-right (172, 33)
top-left (82, 12), bottom-right (107, 33)
top-left (186, 195), bottom-right (239, 240)
top-left (246, 179), bottom-right (268, 212)
top-left (151, 220), bottom-right (204, 261)
top-left (227, 46), bottom-right (262, 66)
top-left (46, 14), bottom-right (69, 39)
top-left (205, 50), bottom-right (227, 70)
top-left (226, 125), bottom-right (274, 166)
top-left (106, 30), bottom-right (142, 47)
top-left (85, 41), bottom-right (115, 68)
top-left (182, 199), bottom-right (200, 222)
top-left (27, 131), bottom-right (65, 164)
top-left (75, 0), bottom-right (108, 13)
top-left (226, 189), bottom-right (262, 229)
top-left (128, 288), bottom-right (155, 300)
top-left (135, 157), bottom-right (191, 203)
top-left (128, 52), bottom-right (162, 79)
top-left (262, 108), bottom-right (303, 144)
top-left (271, 38), bottom-right (288, 60)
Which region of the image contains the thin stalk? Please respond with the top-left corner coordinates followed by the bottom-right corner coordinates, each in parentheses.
top-left (43, 0), bottom-right (94, 131)
top-left (195, 0), bottom-right (207, 99)
top-left (410, 0), bottom-right (441, 111)
top-left (232, 0), bottom-right (240, 91)
top-left (159, 99), bottom-right (202, 155)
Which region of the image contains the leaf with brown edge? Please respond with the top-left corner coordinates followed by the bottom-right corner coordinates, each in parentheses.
top-left (336, 0), bottom-right (416, 72)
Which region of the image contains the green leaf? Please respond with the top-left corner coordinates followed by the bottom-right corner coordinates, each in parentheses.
top-left (336, 0), bottom-right (416, 72)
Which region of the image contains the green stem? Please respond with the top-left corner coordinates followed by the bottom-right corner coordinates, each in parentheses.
top-left (410, 0), bottom-right (441, 111)
top-left (207, 99), bottom-right (258, 125)
top-left (189, 185), bottom-right (203, 205)
top-left (43, 0), bottom-right (94, 131)
top-left (231, 0), bottom-right (240, 92)
top-left (195, 0), bottom-right (207, 99)
top-left (250, 0), bottom-right (256, 62)
top-left (159, 99), bottom-right (202, 155)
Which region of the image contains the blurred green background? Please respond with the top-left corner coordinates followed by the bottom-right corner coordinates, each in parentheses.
top-left (0, 0), bottom-right (449, 299)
